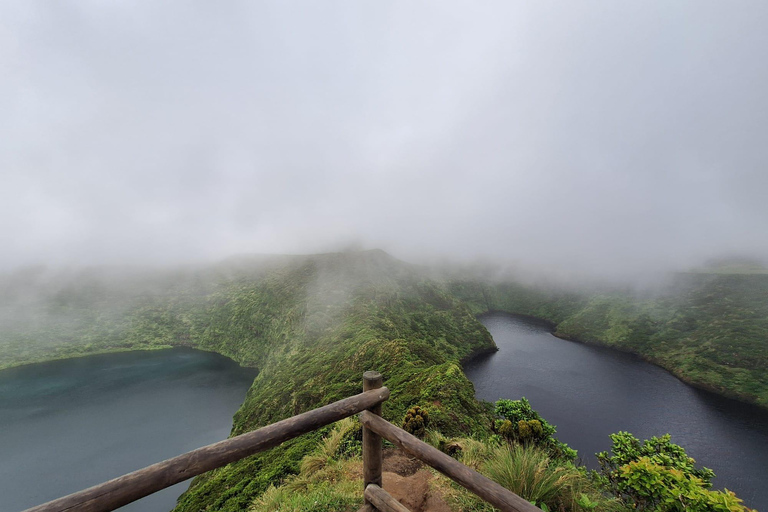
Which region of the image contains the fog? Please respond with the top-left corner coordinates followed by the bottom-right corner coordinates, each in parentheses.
top-left (2, 1), bottom-right (767, 278)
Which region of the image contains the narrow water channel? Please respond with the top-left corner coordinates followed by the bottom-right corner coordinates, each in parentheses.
top-left (0, 349), bottom-right (257, 512)
top-left (464, 313), bottom-right (768, 510)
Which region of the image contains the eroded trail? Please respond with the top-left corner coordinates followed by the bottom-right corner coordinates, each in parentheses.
top-left (377, 450), bottom-right (452, 512)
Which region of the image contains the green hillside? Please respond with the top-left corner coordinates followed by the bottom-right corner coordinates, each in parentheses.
top-left (448, 272), bottom-right (768, 407)
top-left (0, 250), bottom-right (765, 510)
top-left (168, 251), bottom-right (496, 511)
top-left (0, 251), bottom-right (496, 510)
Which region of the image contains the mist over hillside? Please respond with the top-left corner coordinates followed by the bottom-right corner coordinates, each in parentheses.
top-left (2, 1), bottom-right (767, 277)
top-left (1, 249), bottom-right (766, 412)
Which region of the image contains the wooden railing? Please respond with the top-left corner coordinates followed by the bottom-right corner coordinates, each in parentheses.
top-left (23, 371), bottom-right (539, 512)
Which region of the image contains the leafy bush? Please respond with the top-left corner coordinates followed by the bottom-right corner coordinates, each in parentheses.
top-left (517, 419), bottom-right (545, 442)
top-left (597, 432), bottom-right (750, 511)
top-left (494, 398), bottom-right (577, 461)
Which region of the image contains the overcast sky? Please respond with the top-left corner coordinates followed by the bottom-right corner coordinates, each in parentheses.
top-left (1, 1), bottom-right (767, 275)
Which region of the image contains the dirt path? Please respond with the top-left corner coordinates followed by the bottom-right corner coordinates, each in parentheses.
top-left (378, 450), bottom-right (452, 512)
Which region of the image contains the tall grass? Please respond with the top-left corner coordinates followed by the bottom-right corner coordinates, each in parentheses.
top-left (251, 479), bottom-right (360, 512)
top-left (250, 420), bottom-right (364, 512)
top-left (424, 429), bottom-right (491, 469)
top-left (299, 418), bottom-right (356, 476)
top-left (483, 444), bottom-right (620, 512)
top-left (432, 439), bottom-right (619, 512)
top-left (484, 444), bottom-right (583, 510)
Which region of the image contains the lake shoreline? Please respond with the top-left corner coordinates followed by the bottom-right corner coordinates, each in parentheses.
top-left (549, 328), bottom-right (765, 410)
top-left (0, 344), bottom-right (175, 373)
top-left (476, 310), bottom-right (766, 411)
top-left (0, 343), bottom-right (261, 375)
top-left (0, 348), bottom-right (257, 512)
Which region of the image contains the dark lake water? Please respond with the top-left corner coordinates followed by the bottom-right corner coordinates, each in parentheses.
top-left (0, 349), bottom-right (257, 512)
top-left (465, 313), bottom-right (768, 510)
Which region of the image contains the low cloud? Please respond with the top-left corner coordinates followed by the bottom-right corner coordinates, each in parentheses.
top-left (2, 1), bottom-right (767, 277)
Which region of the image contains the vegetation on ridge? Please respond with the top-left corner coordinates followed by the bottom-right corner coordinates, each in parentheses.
top-left (166, 251), bottom-right (496, 511)
top-left (249, 399), bottom-right (750, 512)
top-left (0, 250), bottom-right (764, 510)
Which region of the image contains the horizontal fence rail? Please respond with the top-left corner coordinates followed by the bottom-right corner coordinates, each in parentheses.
top-left (359, 410), bottom-right (540, 512)
top-left (364, 484), bottom-right (411, 512)
top-left (24, 387), bottom-right (390, 512)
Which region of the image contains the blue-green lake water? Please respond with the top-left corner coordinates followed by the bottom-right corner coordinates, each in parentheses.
top-left (0, 349), bottom-right (256, 512)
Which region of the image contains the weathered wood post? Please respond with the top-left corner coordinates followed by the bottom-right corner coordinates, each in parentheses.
top-left (362, 370), bottom-right (383, 505)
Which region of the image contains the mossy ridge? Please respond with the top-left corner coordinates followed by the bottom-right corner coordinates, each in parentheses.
top-left (0, 252), bottom-right (498, 510)
top-left (168, 256), bottom-right (496, 511)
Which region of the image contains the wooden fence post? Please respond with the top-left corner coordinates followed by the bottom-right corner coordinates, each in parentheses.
top-left (362, 370), bottom-right (383, 505)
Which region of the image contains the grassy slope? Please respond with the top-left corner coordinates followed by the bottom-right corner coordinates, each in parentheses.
top-left (171, 252), bottom-right (498, 512)
top-left (448, 272), bottom-right (768, 407)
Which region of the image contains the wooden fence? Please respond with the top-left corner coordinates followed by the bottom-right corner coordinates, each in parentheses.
top-left (22, 371), bottom-right (539, 512)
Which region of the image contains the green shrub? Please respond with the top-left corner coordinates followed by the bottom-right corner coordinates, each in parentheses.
top-left (596, 432), bottom-right (749, 511)
top-left (597, 431), bottom-right (714, 487)
top-left (429, 438), bottom-right (617, 512)
top-left (517, 419), bottom-right (544, 442)
top-left (494, 398), bottom-right (577, 461)
top-left (612, 457), bottom-right (748, 512)
top-left (402, 405), bottom-right (430, 438)
top-left (498, 419), bottom-right (515, 439)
